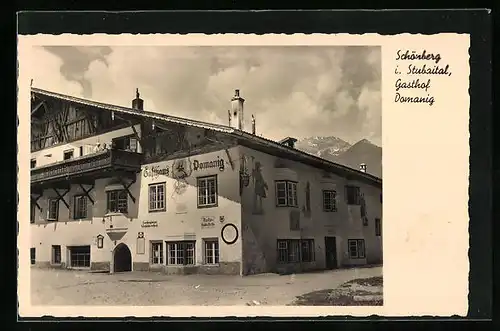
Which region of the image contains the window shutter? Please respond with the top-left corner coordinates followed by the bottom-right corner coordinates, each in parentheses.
top-left (68, 196), bottom-right (74, 220)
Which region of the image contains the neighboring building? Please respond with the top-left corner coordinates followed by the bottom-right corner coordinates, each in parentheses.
top-left (29, 88), bottom-right (382, 276)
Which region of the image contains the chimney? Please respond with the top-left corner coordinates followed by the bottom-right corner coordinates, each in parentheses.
top-left (132, 88), bottom-right (144, 110)
top-left (230, 89), bottom-right (245, 130)
top-left (251, 115), bottom-right (256, 134)
top-left (359, 163), bottom-right (367, 173)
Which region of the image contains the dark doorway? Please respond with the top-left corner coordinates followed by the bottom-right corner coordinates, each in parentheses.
top-left (324, 236), bottom-right (337, 270)
top-left (113, 243), bottom-right (132, 272)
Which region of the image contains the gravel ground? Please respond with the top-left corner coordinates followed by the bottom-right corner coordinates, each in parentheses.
top-left (30, 266), bottom-right (382, 306)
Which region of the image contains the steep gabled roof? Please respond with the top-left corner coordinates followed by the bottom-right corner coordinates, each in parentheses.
top-left (31, 87), bottom-right (382, 187)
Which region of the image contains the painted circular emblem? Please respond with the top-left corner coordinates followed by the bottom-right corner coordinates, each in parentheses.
top-left (221, 223), bottom-right (239, 245)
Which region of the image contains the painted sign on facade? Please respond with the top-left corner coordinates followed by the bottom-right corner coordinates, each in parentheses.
top-left (143, 165), bottom-right (170, 179)
top-left (201, 216), bottom-right (216, 228)
top-left (193, 156), bottom-right (225, 172)
top-left (141, 220), bottom-right (158, 228)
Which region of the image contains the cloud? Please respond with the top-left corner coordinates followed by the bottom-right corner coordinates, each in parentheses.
top-left (31, 46), bottom-right (381, 145)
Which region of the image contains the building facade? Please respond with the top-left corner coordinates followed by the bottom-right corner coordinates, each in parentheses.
top-left (29, 88), bottom-right (382, 276)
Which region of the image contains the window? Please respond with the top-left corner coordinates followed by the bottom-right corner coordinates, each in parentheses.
top-left (197, 175), bottom-right (218, 208)
top-left (375, 218), bottom-right (382, 236)
top-left (73, 195), bottom-right (87, 219)
top-left (323, 190), bottom-right (337, 212)
top-left (275, 180), bottom-right (298, 207)
top-left (345, 185), bottom-right (361, 205)
top-left (63, 149), bottom-right (74, 160)
top-left (112, 135), bottom-right (138, 152)
top-left (30, 158), bottom-right (36, 169)
top-left (47, 199), bottom-right (59, 221)
top-left (380, 193), bottom-right (382, 204)
top-left (68, 246), bottom-right (91, 268)
top-left (149, 183), bottom-right (166, 212)
top-left (30, 202), bottom-right (35, 224)
top-left (106, 190), bottom-right (128, 213)
top-left (203, 239), bottom-right (219, 264)
top-left (167, 241), bottom-right (196, 265)
top-left (150, 241), bottom-right (164, 265)
top-left (348, 239), bottom-right (366, 259)
top-left (79, 146), bottom-right (84, 157)
top-left (52, 245), bottom-right (61, 264)
top-left (30, 248), bottom-right (36, 265)
top-left (277, 239), bottom-right (315, 263)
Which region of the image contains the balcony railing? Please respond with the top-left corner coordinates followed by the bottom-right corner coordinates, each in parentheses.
top-left (31, 149), bottom-right (143, 184)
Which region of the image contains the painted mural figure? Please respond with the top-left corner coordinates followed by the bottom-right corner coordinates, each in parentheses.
top-left (252, 161), bottom-right (268, 214)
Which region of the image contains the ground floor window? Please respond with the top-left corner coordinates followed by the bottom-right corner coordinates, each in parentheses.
top-left (150, 241), bottom-right (164, 265)
top-left (348, 239), bottom-right (366, 259)
top-left (277, 239), bottom-right (315, 263)
top-left (167, 241), bottom-right (195, 265)
top-left (68, 245), bottom-right (91, 268)
top-left (30, 248), bottom-right (35, 265)
top-left (52, 245), bottom-right (61, 264)
top-left (203, 239), bottom-right (219, 264)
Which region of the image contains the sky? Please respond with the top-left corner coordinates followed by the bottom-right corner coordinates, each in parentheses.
top-left (30, 46), bottom-right (381, 146)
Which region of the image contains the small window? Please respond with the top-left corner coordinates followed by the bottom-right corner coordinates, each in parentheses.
top-left (150, 241), bottom-right (164, 265)
top-left (322, 190), bottom-right (337, 212)
top-left (47, 199), bottom-right (59, 221)
top-left (375, 218), bottom-right (382, 236)
top-left (30, 248), bottom-right (36, 265)
top-left (52, 245), bottom-right (61, 264)
top-left (30, 158), bottom-right (36, 169)
top-left (277, 239), bottom-right (314, 263)
top-left (79, 146), bottom-right (84, 157)
top-left (166, 241), bottom-right (196, 265)
top-left (275, 180), bottom-right (298, 207)
top-left (63, 149), bottom-right (74, 160)
top-left (345, 185), bottom-right (361, 205)
top-left (149, 182), bottom-right (166, 212)
top-left (73, 195), bottom-right (88, 219)
top-left (348, 239), bottom-right (366, 259)
top-left (106, 190), bottom-right (128, 213)
top-left (197, 175), bottom-right (218, 208)
top-left (203, 239), bottom-right (219, 264)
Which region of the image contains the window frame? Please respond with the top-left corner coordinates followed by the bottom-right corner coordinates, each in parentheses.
top-left (277, 239), bottom-right (315, 263)
top-left (30, 158), bottom-right (36, 169)
top-left (197, 175), bottom-right (218, 209)
top-left (348, 239), bottom-right (366, 259)
top-left (51, 245), bottom-right (62, 265)
top-left (106, 189), bottom-right (128, 214)
top-left (30, 248), bottom-right (36, 265)
top-left (150, 241), bottom-right (164, 265)
top-left (73, 194), bottom-right (88, 219)
top-left (275, 180), bottom-right (298, 207)
top-left (148, 182), bottom-right (166, 212)
top-left (375, 218), bottom-right (382, 237)
top-left (47, 198), bottom-right (59, 221)
top-left (68, 245), bottom-right (91, 268)
top-left (166, 241), bottom-right (196, 266)
top-left (203, 239), bottom-right (219, 265)
top-left (63, 149), bottom-right (74, 160)
top-left (345, 185), bottom-right (361, 205)
top-left (322, 190), bottom-right (338, 212)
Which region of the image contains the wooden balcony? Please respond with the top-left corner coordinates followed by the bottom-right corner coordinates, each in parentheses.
top-left (31, 149), bottom-right (143, 188)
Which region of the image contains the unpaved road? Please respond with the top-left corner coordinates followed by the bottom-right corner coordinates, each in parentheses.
top-left (30, 266), bottom-right (382, 306)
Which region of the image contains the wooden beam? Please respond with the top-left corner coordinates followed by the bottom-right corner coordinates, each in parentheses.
top-left (117, 176), bottom-right (137, 204)
top-left (52, 188), bottom-right (70, 209)
top-left (78, 183), bottom-right (95, 205)
top-left (30, 193), bottom-right (42, 211)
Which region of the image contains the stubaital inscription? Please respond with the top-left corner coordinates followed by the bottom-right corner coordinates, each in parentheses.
top-left (394, 49), bottom-right (453, 106)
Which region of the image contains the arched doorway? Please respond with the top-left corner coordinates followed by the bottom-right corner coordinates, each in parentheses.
top-left (113, 243), bottom-right (132, 272)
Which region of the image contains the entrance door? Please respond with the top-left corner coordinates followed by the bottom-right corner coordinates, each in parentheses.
top-left (324, 236), bottom-right (337, 269)
top-left (113, 243), bottom-right (132, 272)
